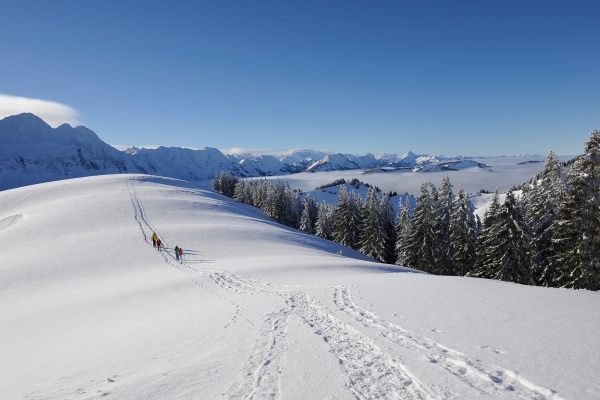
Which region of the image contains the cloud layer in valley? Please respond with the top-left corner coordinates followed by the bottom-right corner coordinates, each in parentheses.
top-left (0, 93), bottom-right (82, 127)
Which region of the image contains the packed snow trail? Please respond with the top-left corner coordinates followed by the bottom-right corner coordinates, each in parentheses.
top-left (333, 289), bottom-right (565, 400)
top-left (127, 179), bottom-right (563, 400)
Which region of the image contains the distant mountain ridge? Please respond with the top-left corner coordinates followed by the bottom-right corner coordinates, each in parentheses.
top-left (1, 113), bottom-right (495, 191)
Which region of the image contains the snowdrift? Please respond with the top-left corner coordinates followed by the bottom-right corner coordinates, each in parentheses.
top-left (1, 174), bottom-right (598, 399)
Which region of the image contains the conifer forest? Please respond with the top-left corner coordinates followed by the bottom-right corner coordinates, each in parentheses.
top-left (214, 130), bottom-right (600, 291)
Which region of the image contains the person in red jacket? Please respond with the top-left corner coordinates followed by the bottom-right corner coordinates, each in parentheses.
top-left (156, 238), bottom-right (162, 251)
top-left (178, 247), bottom-right (183, 263)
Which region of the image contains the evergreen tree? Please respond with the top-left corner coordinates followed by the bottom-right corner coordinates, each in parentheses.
top-left (315, 201), bottom-right (335, 240)
top-left (527, 151), bottom-right (566, 286)
top-left (450, 183), bottom-right (477, 276)
top-left (550, 130), bottom-right (600, 291)
top-left (263, 183), bottom-right (275, 217)
top-left (380, 194), bottom-right (397, 264)
top-left (226, 172), bottom-right (236, 197)
top-left (333, 186), bottom-right (355, 247)
top-left (233, 179), bottom-right (245, 203)
top-left (257, 179), bottom-right (269, 209)
top-left (472, 188), bottom-right (501, 276)
top-left (213, 172), bottom-right (220, 192)
top-left (282, 181), bottom-right (293, 227)
top-left (395, 196), bottom-right (412, 266)
top-left (219, 172), bottom-right (228, 196)
top-left (474, 191), bottom-right (531, 283)
top-left (244, 179), bottom-right (254, 206)
top-left (407, 182), bottom-right (436, 272)
top-left (289, 186), bottom-right (302, 229)
top-left (300, 194), bottom-right (318, 235)
top-left (359, 187), bottom-right (387, 262)
top-left (433, 176), bottom-right (455, 275)
top-left (348, 191), bottom-right (363, 249)
top-left (269, 179), bottom-right (284, 222)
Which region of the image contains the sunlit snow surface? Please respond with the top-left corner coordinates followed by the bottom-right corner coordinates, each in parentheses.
top-left (1, 174), bottom-right (598, 399)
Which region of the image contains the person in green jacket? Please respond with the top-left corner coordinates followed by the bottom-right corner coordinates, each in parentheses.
top-left (174, 245), bottom-right (180, 261)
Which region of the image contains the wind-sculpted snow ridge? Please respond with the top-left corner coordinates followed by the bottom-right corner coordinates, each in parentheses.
top-left (334, 287), bottom-right (565, 400)
top-left (126, 179), bottom-right (563, 400)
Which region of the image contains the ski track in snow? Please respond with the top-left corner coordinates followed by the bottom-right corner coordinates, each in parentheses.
top-left (333, 287), bottom-right (564, 400)
top-left (127, 180), bottom-right (562, 400)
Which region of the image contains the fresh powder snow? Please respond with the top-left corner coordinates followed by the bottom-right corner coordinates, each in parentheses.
top-left (1, 174), bottom-right (598, 399)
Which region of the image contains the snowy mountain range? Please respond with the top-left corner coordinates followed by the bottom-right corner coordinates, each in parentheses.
top-left (2, 113), bottom-right (493, 191)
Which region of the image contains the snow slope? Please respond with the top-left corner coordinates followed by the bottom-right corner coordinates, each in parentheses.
top-left (1, 174), bottom-right (598, 399)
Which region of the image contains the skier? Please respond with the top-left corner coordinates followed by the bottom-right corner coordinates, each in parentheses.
top-left (151, 232), bottom-right (158, 247)
top-left (174, 245), bottom-right (180, 261)
top-left (178, 247), bottom-right (183, 263)
top-left (156, 238), bottom-right (162, 251)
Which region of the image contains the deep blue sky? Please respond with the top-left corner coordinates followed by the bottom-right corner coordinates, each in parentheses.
top-left (1, 1), bottom-right (598, 155)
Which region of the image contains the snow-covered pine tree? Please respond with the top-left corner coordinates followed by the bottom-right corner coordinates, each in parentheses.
top-left (395, 196), bottom-right (412, 266)
top-left (549, 130), bottom-right (600, 291)
top-left (213, 172), bottom-right (220, 192)
top-left (380, 193), bottom-right (397, 264)
top-left (407, 182), bottom-right (436, 272)
top-left (359, 187), bottom-right (387, 262)
top-left (258, 179), bottom-right (269, 209)
top-left (219, 172), bottom-right (228, 196)
top-left (251, 180), bottom-right (260, 208)
top-left (333, 185), bottom-right (355, 247)
top-left (472, 188), bottom-right (501, 276)
top-left (290, 186), bottom-right (302, 229)
top-left (269, 179), bottom-right (284, 222)
top-left (475, 190), bottom-right (531, 283)
top-left (281, 181), bottom-right (300, 228)
top-left (433, 176), bottom-right (455, 275)
top-left (300, 194), bottom-right (318, 234)
top-left (227, 174), bottom-right (234, 197)
top-left (263, 182), bottom-right (275, 218)
top-left (450, 183), bottom-right (478, 276)
top-left (233, 179), bottom-right (245, 203)
top-left (243, 179), bottom-right (254, 206)
top-left (315, 201), bottom-right (334, 240)
top-left (349, 191), bottom-right (363, 249)
top-left (527, 151), bottom-right (566, 286)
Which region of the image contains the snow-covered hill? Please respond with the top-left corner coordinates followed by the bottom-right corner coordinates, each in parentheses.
top-left (1, 174), bottom-right (598, 399)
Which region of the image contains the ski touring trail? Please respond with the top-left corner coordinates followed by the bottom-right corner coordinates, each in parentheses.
top-left (126, 179), bottom-right (564, 400)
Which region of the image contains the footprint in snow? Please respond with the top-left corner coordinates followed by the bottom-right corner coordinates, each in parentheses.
top-left (478, 345), bottom-right (508, 355)
top-left (431, 328), bottom-right (443, 333)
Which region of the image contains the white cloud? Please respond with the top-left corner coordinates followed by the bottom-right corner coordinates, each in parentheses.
top-left (0, 93), bottom-right (82, 127)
